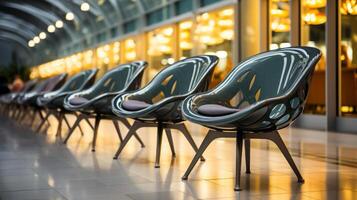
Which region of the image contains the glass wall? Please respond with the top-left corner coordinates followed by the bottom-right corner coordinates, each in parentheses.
top-left (147, 26), bottom-right (176, 81)
top-left (270, 0), bottom-right (291, 49)
top-left (178, 20), bottom-right (194, 59)
top-left (301, 0), bottom-right (326, 114)
top-left (195, 7), bottom-right (234, 87)
top-left (340, 0), bottom-right (357, 116)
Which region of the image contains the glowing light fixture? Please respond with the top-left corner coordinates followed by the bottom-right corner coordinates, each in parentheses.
top-left (341, 0), bottom-right (357, 15)
top-left (55, 20), bottom-right (64, 28)
top-left (81, 2), bottom-right (90, 11)
top-left (39, 32), bottom-right (46, 39)
top-left (28, 40), bottom-right (35, 47)
top-left (66, 12), bottom-right (75, 20)
top-left (303, 10), bottom-right (326, 25)
top-left (33, 36), bottom-right (40, 44)
top-left (303, 0), bottom-right (326, 8)
top-left (47, 25), bottom-right (56, 33)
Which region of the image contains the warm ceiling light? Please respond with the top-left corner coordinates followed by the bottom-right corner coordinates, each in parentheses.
top-left (303, 0), bottom-right (326, 8)
top-left (39, 32), bottom-right (46, 39)
top-left (341, 0), bottom-right (357, 15)
top-left (81, 2), bottom-right (90, 11)
top-left (48, 25), bottom-right (56, 33)
top-left (55, 20), bottom-right (63, 28)
top-left (28, 40), bottom-right (35, 47)
top-left (304, 10), bottom-right (327, 25)
top-left (66, 12), bottom-right (75, 20)
top-left (33, 36), bottom-right (40, 44)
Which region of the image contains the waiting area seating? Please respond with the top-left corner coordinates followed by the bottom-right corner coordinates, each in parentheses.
top-left (0, 47), bottom-right (321, 191)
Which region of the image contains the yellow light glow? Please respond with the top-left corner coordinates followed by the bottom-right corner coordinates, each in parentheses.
top-left (303, 0), bottom-right (326, 8)
top-left (220, 30), bottom-right (234, 40)
top-left (126, 39), bottom-right (135, 48)
top-left (47, 25), bottom-right (56, 33)
top-left (55, 20), bottom-right (63, 28)
top-left (39, 32), bottom-right (46, 39)
top-left (219, 8), bottom-right (234, 17)
top-left (163, 27), bottom-right (174, 36)
top-left (271, 9), bottom-right (289, 17)
top-left (303, 10), bottom-right (326, 25)
top-left (341, 0), bottom-right (357, 15)
top-left (28, 40), bottom-right (35, 47)
top-left (81, 2), bottom-right (90, 11)
top-left (33, 36), bottom-right (40, 44)
top-left (179, 21), bottom-right (193, 29)
top-left (66, 12), bottom-right (75, 21)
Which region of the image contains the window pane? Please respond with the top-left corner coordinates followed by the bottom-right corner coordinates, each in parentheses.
top-left (178, 20), bottom-right (194, 58)
top-left (301, 0), bottom-right (326, 114)
top-left (270, 0), bottom-right (291, 50)
top-left (340, 0), bottom-right (357, 116)
top-left (195, 7), bottom-right (234, 87)
top-left (147, 26), bottom-right (175, 81)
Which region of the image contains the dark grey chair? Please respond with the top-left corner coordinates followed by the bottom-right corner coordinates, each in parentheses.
top-left (35, 69), bottom-right (98, 135)
top-left (16, 74), bottom-right (67, 126)
top-left (63, 61), bottom-right (147, 152)
top-left (111, 55), bottom-right (219, 168)
top-left (180, 47), bottom-right (321, 191)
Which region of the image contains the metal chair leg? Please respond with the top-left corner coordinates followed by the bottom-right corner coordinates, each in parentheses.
top-left (112, 120), bottom-right (123, 142)
top-left (91, 115), bottom-right (101, 152)
top-left (245, 139), bottom-right (251, 174)
top-left (36, 112), bottom-right (50, 132)
top-left (119, 118), bottom-right (145, 147)
top-left (56, 112), bottom-right (63, 138)
top-left (177, 124), bottom-right (205, 161)
top-left (165, 128), bottom-right (176, 157)
top-left (63, 116), bottom-right (82, 144)
top-left (234, 131), bottom-right (243, 191)
top-left (155, 123), bottom-right (164, 168)
top-left (182, 130), bottom-right (218, 180)
top-left (268, 131), bottom-right (304, 183)
top-left (113, 121), bottom-right (141, 159)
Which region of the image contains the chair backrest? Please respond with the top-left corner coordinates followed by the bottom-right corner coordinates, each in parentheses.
top-left (53, 69), bottom-right (97, 93)
top-left (83, 61), bottom-right (147, 99)
top-left (21, 79), bottom-right (37, 93)
top-left (139, 55), bottom-right (219, 103)
top-left (211, 47), bottom-right (321, 109)
top-left (42, 73), bottom-right (67, 93)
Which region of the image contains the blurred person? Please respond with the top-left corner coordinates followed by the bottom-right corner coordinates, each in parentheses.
top-left (9, 74), bottom-right (24, 92)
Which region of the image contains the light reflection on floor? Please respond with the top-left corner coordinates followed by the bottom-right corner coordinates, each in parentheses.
top-left (0, 114), bottom-right (357, 200)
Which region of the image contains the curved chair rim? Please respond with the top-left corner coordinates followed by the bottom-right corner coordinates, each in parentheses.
top-left (64, 61), bottom-right (147, 112)
top-left (111, 55), bottom-right (219, 119)
top-left (181, 47), bottom-right (321, 129)
top-left (37, 69), bottom-right (98, 107)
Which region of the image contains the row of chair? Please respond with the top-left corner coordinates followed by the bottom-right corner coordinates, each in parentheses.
top-left (0, 47), bottom-right (321, 191)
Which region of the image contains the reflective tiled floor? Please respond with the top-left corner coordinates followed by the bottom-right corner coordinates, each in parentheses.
top-left (1, 115), bottom-right (357, 200)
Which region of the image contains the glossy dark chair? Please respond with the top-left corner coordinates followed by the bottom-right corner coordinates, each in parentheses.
top-left (35, 69), bottom-right (98, 135)
top-left (111, 55), bottom-right (219, 168)
top-left (180, 47), bottom-right (321, 191)
top-left (16, 74), bottom-right (67, 125)
top-left (63, 61), bottom-right (147, 151)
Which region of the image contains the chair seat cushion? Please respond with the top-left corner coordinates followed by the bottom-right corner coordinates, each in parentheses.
top-left (197, 104), bottom-right (240, 116)
top-left (70, 96), bottom-right (89, 105)
top-left (122, 100), bottom-right (151, 111)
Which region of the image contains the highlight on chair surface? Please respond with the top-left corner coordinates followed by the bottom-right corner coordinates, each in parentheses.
top-left (62, 61), bottom-right (147, 152)
top-left (111, 55), bottom-right (219, 168)
top-left (180, 47), bottom-right (321, 191)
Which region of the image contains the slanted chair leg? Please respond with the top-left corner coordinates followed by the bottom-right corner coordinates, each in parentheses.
top-left (78, 123), bottom-right (85, 136)
top-left (182, 130), bottom-right (218, 180)
top-left (56, 113), bottom-right (64, 138)
top-left (63, 116), bottom-right (82, 144)
top-left (91, 115), bottom-right (101, 152)
top-left (155, 123), bottom-right (164, 168)
top-left (268, 131), bottom-right (304, 183)
top-left (245, 139), bottom-right (251, 174)
top-left (177, 124), bottom-right (205, 161)
top-left (112, 120), bottom-right (123, 142)
top-left (36, 112), bottom-right (50, 132)
top-left (234, 131), bottom-right (243, 191)
top-left (113, 121), bottom-right (141, 159)
top-left (165, 128), bottom-right (176, 157)
top-left (119, 118), bottom-right (145, 147)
